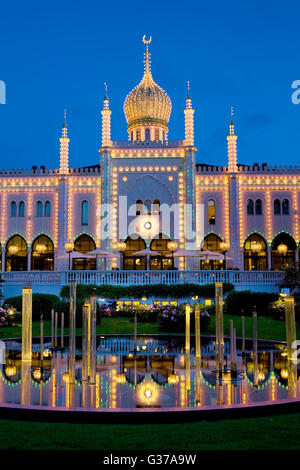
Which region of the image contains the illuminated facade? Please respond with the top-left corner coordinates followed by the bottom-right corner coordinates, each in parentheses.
top-left (1, 37), bottom-right (300, 273)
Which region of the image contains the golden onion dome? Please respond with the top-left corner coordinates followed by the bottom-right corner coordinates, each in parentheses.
top-left (124, 37), bottom-right (172, 132)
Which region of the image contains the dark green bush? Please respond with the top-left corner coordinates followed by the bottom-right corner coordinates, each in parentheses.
top-left (225, 291), bottom-right (279, 317)
top-left (60, 283), bottom-right (234, 300)
top-left (4, 294), bottom-right (60, 321)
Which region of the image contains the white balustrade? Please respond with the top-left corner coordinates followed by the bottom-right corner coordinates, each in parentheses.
top-left (0, 270), bottom-right (285, 287)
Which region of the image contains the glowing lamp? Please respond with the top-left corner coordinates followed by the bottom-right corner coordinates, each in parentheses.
top-left (251, 242), bottom-right (262, 253)
top-left (33, 368), bottom-right (42, 381)
top-left (36, 243), bottom-right (46, 254)
top-left (219, 241), bottom-right (229, 252)
top-left (115, 241), bottom-right (127, 252)
top-left (168, 374), bottom-right (179, 385)
top-left (116, 373), bottom-right (126, 384)
top-left (65, 240), bottom-right (74, 253)
top-left (8, 245), bottom-right (18, 255)
top-left (5, 366), bottom-right (17, 377)
top-left (167, 241), bottom-right (178, 252)
top-left (277, 244), bottom-right (288, 255)
top-left (281, 368), bottom-right (288, 379)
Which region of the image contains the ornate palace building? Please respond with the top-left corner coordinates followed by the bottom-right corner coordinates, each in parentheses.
top-left (1, 37), bottom-right (300, 274)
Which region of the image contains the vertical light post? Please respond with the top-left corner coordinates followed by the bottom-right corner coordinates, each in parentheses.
top-left (61, 312), bottom-right (64, 348)
top-left (90, 295), bottom-right (97, 385)
top-left (167, 241), bottom-right (178, 270)
top-left (82, 301), bottom-right (90, 383)
top-left (69, 281), bottom-right (76, 385)
top-left (115, 241), bottom-right (126, 270)
top-left (40, 313), bottom-right (44, 364)
top-left (284, 296), bottom-right (297, 398)
top-left (185, 304), bottom-right (191, 391)
top-left (285, 296), bottom-right (296, 360)
top-left (195, 307), bottom-right (201, 403)
top-left (219, 241), bottom-right (229, 270)
top-left (22, 288), bottom-right (32, 362)
top-left (51, 308), bottom-right (54, 348)
top-left (65, 240), bottom-right (74, 271)
top-left (215, 282), bottom-right (224, 370)
top-left (278, 243), bottom-right (288, 270)
top-left (253, 308), bottom-right (258, 387)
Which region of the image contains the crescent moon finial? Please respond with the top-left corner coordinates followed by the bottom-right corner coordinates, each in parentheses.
top-left (143, 35), bottom-right (152, 45)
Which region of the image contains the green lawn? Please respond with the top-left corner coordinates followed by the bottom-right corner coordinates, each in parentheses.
top-left (0, 314), bottom-right (296, 341)
top-left (0, 413), bottom-right (300, 450)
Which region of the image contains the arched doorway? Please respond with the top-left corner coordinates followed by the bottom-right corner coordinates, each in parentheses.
top-left (244, 233), bottom-right (268, 271)
top-left (150, 234), bottom-right (172, 270)
top-left (31, 235), bottom-right (54, 271)
top-left (5, 235), bottom-right (28, 271)
top-left (73, 234), bottom-right (96, 270)
top-left (123, 236), bottom-right (146, 270)
top-left (201, 234), bottom-right (223, 270)
top-left (271, 233), bottom-right (296, 270)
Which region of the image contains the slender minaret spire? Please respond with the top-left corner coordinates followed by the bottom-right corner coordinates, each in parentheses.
top-left (59, 109), bottom-right (69, 174)
top-left (101, 83), bottom-right (112, 147)
top-left (184, 81), bottom-right (194, 146)
top-left (227, 106), bottom-right (238, 172)
top-left (143, 35), bottom-right (152, 76)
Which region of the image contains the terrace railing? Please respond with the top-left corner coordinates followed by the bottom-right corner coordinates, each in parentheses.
top-left (0, 270), bottom-right (285, 286)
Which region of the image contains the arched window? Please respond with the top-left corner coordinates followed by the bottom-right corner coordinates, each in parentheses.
top-left (136, 129), bottom-right (141, 142)
top-left (271, 232), bottom-right (296, 270)
top-left (255, 199), bottom-right (262, 215)
top-left (36, 201), bottom-right (43, 217)
top-left (44, 201), bottom-right (51, 217)
top-left (81, 200), bottom-right (88, 226)
top-left (130, 131), bottom-right (133, 141)
top-left (5, 235), bottom-right (28, 271)
top-left (274, 199), bottom-right (281, 215)
top-left (123, 235), bottom-right (146, 270)
top-left (152, 199), bottom-right (160, 215)
top-left (73, 234), bottom-right (96, 270)
top-left (10, 201), bottom-right (17, 217)
top-left (208, 199), bottom-right (216, 225)
top-left (144, 199), bottom-right (152, 214)
top-left (282, 199), bottom-right (289, 215)
top-left (145, 128), bottom-right (151, 141)
top-left (31, 235), bottom-right (54, 271)
top-left (155, 129), bottom-right (159, 141)
top-left (200, 234), bottom-right (223, 270)
top-left (18, 201), bottom-right (25, 217)
top-left (150, 234), bottom-right (172, 270)
top-left (136, 199), bottom-right (144, 216)
top-left (247, 199), bottom-right (254, 215)
top-left (244, 233), bottom-right (268, 271)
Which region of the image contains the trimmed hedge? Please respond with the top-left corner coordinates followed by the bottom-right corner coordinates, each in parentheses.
top-left (225, 291), bottom-right (279, 317)
top-left (60, 283), bottom-right (234, 300)
top-left (4, 294), bottom-right (60, 321)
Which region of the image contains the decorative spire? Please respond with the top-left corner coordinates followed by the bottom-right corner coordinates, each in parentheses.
top-left (227, 106), bottom-right (238, 172)
top-left (59, 109), bottom-right (69, 174)
top-left (184, 81), bottom-right (194, 146)
top-left (187, 81), bottom-right (191, 100)
top-left (104, 82), bottom-right (108, 101)
top-left (101, 83), bottom-right (112, 147)
top-left (143, 35), bottom-right (152, 75)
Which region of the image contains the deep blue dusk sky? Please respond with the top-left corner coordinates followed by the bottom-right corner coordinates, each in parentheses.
top-left (0, 0), bottom-right (299, 169)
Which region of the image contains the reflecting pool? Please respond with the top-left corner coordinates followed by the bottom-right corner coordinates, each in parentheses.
top-left (1, 336), bottom-right (299, 410)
